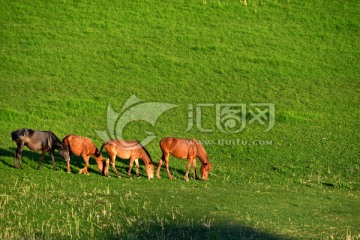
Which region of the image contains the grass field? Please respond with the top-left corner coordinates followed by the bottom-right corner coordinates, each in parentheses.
top-left (0, 0), bottom-right (359, 239)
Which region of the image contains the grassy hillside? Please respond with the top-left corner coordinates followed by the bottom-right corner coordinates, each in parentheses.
top-left (0, 0), bottom-right (359, 239)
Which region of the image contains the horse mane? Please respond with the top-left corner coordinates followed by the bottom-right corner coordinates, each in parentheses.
top-left (92, 140), bottom-right (101, 157)
top-left (94, 147), bottom-right (101, 157)
top-left (138, 142), bottom-right (154, 165)
top-left (50, 132), bottom-right (68, 150)
top-left (99, 142), bottom-right (106, 155)
top-left (194, 139), bottom-right (209, 165)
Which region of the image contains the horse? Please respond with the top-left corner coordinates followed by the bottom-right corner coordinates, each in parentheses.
top-left (100, 140), bottom-right (154, 179)
top-left (11, 128), bottom-right (70, 171)
top-left (156, 137), bottom-right (212, 181)
top-left (62, 134), bottom-right (106, 175)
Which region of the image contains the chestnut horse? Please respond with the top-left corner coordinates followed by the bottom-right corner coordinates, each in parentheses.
top-left (62, 134), bottom-right (106, 175)
top-left (156, 137), bottom-right (212, 181)
top-left (11, 128), bottom-right (70, 171)
top-left (100, 140), bottom-right (154, 179)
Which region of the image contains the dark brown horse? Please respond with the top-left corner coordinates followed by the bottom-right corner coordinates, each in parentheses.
top-left (100, 140), bottom-right (154, 179)
top-left (62, 134), bottom-right (106, 175)
top-left (156, 137), bottom-right (212, 181)
top-left (11, 128), bottom-right (70, 171)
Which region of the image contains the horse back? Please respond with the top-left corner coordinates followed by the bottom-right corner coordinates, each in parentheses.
top-left (160, 137), bottom-right (197, 159)
top-left (104, 140), bottom-right (142, 159)
top-left (63, 134), bottom-right (96, 156)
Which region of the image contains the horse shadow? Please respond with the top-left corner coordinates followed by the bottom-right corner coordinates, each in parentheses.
top-left (0, 147), bottom-right (103, 176)
top-left (0, 147), bottom-right (16, 168)
top-left (100, 151), bottom-right (150, 178)
top-left (1, 148), bottom-right (203, 180)
top-left (0, 147), bottom-right (42, 169)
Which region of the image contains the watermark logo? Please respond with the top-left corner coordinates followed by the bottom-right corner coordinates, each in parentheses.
top-left (96, 95), bottom-right (275, 148)
top-left (95, 94), bottom-right (177, 148)
top-left (187, 103), bottom-right (275, 133)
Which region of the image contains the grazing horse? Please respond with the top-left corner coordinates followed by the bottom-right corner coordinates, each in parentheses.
top-left (100, 140), bottom-right (154, 179)
top-left (156, 137), bottom-right (212, 181)
top-left (11, 128), bottom-right (70, 171)
top-left (62, 134), bottom-right (106, 175)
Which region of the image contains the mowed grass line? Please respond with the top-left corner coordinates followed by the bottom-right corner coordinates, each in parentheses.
top-left (0, 0), bottom-right (359, 239)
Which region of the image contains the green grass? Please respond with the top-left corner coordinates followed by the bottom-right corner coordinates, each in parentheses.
top-left (0, 0), bottom-right (359, 239)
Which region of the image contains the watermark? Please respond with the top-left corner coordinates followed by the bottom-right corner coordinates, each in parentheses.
top-left (95, 94), bottom-right (177, 148)
top-left (96, 95), bottom-right (275, 148)
top-left (199, 139), bottom-right (274, 146)
top-left (187, 103), bottom-right (275, 133)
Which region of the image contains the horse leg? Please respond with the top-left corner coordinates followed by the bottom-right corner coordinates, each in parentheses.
top-left (164, 153), bottom-right (173, 180)
top-left (37, 149), bottom-right (47, 170)
top-left (79, 155), bottom-right (90, 175)
top-left (110, 154), bottom-right (121, 178)
top-left (66, 159), bottom-right (71, 173)
top-left (14, 141), bottom-right (24, 169)
top-left (192, 158), bottom-right (197, 180)
top-left (135, 159), bottom-right (140, 178)
top-left (66, 152), bottom-right (71, 173)
top-left (50, 150), bottom-right (57, 171)
top-left (127, 157), bottom-right (136, 178)
top-left (184, 158), bottom-right (193, 182)
top-left (103, 158), bottom-right (110, 177)
top-left (156, 157), bottom-right (163, 178)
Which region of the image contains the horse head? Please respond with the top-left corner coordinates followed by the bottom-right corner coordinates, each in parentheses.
top-left (94, 150), bottom-right (107, 174)
top-left (59, 144), bottom-right (71, 162)
top-left (200, 163), bottom-right (212, 180)
top-left (146, 163), bottom-right (154, 179)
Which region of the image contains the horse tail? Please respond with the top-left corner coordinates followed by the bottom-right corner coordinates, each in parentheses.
top-left (11, 130), bottom-right (20, 141)
top-left (11, 128), bottom-right (32, 141)
top-left (62, 135), bottom-right (70, 146)
top-left (99, 142), bottom-right (106, 154)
